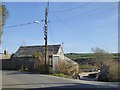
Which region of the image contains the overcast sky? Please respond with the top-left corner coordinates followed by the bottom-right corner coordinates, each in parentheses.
top-left (2, 2), bottom-right (118, 53)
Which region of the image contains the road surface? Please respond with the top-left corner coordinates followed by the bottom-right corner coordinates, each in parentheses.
top-left (1, 70), bottom-right (119, 89)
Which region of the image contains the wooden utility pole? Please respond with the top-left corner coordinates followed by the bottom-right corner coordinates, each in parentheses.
top-left (44, 2), bottom-right (49, 74)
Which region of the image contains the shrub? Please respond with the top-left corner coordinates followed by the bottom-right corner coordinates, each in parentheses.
top-left (55, 60), bottom-right (79, 76)
top-left (91, 48), bottom-right (120, 82)
top-left (109, 62), bottom-right (120, 82)
top-left (33, 52), bottom-right (47, 73)
top-left (97, 62), bottom-right (120, 82)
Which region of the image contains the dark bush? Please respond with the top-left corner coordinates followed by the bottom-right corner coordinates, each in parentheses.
top-left (89, 73), bottom-right (98, 78)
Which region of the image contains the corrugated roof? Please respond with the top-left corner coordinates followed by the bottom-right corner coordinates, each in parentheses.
top-left (13, 45), bottom-right (61, 57)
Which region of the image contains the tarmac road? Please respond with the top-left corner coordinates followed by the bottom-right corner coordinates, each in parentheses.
top-left (1, 70), bottom-right (119, 89)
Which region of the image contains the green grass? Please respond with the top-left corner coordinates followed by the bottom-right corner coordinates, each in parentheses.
top-left (51, 73), bottom-right (72, 78)
top-left (79, 65), bottom-right (99, 69)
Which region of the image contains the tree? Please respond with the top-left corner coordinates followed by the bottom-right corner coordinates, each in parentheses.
top-left (0, 2), bottom-right (8, 45)
top-left (91, 48), bottom-right (120, 82)
top-left (91, 47), bottom-right (113, 69)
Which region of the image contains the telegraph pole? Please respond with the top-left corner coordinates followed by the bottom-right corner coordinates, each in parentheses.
top-left (44, 2), bottom-right (49, 74)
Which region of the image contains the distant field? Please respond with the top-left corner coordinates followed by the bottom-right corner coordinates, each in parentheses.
top-left (65, 53), bottom-right (91, 60)
top-left (65, 53), bottom-right (118, 60)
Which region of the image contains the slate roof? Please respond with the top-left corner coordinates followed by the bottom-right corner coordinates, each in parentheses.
top-left (13, 45), bottom-right (61, 58)
top-left (0, 53), bottom-right (11, 60)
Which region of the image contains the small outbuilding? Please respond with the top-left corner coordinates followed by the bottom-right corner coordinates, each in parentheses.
top-left (12, 44), bottom-right (78, 73)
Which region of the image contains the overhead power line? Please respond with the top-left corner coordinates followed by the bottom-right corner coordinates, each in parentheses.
top-left (49, 2), bottom-right (94, 13)
top-left (51, 3), bottom-right (116, 22)
top-left (52, 14), bottom-right (112, 52)
top-left (48, 22), bottom-right (55, 44)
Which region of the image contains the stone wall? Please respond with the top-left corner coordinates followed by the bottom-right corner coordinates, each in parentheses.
top-left (1, 59), bottom-right (14, 70)
top-left (12, 57), bottom-right (35, 71)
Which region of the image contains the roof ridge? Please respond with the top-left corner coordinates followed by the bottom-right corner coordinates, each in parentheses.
top-left (20, 44), bottom-right (61, 48)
